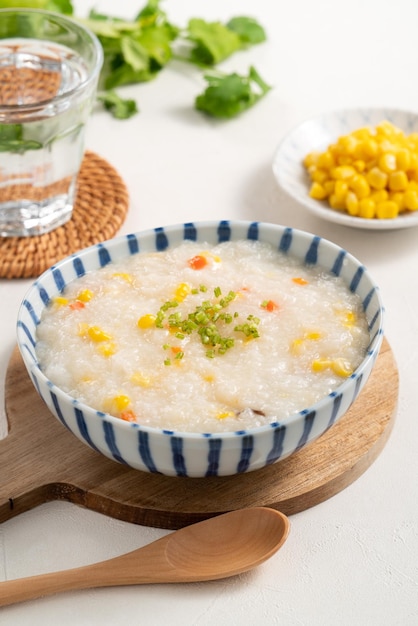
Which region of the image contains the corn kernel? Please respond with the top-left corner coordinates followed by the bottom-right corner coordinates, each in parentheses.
top-left (336, 155), bottom-right (352, 166)
top-left (323, 180), bottom-right (335, 195)
top-left (312, 359), bottom-right (332, 372)
top-left (352, 159), bottom-right (366, 172)
top-left (329, 193), bottom-right (345, 210)
top-left (376, 201), bottom-right (399, 219)
top-left (376, 200), bottom-right (399, 220)
top-left (309, 182), bottom-right (328, 200)
top-left (358, 198), bottom-right (376, 219)
top-left (87, 326), bottom-right (112, 342)
top-left (342, 310), bottom-right (356, 327)
top-left (76, 289), bottom-right (93, 303)
top-left (217, 411), bottom-right (235, 420)
top-left (130, 372), bottom-right (152, 387)
top-left (355, 138), bottom-right (378, 160)
top-left (345, 191), bottom-right (359, 216)
top-left (331, 165), bottom-right (356, 180)
top-left (378, 152), bottom-right (397, 174)
top-left (351, 127), bottom-right (373, 140)
top-left (388, 170), bottom-right (408, 191)
top-left (396, 148), bottom-right (411, 170)
top-left (331, 358), bottom-right (353, 377)
top-left (389, 192), bottom-right (405, 211)
top-left (113, 395), bottom-right (131, 412)
top-left (337, 134), bottom-right (358, 155)
top-left (137, 314), bottom-right (156, 329)
top-left (408, 133), bottom-right (418, 144)
top-left (112, 272), bottom-right (134, 283)
top-left (376, 120), bottom-right (401, 138)
top-left (317, 151), bottom-right (335, 169)
top-left (303, 151), bottom-right (320, 168)
top-left (404, 189), bottom-right (418, 210)
top-left (349, 174), bottom-right (370, 199)
top-left (290, 338), bottom-right (304, 354)
top-left (97, 342), bottom-right (117, 357)
top-left (203, 373), bottom-right (215, 383)
top-left (408, 151), bottom-right (418, 170)
top-left (174, 282), bottom-right (191, 302)
top-left (366, 167), bottom-right (388, 190)
top-left (305, 331), bottom-right (322, 340)
top-left (53, 296), bottom-right (68, 307)
top-left (334, 180), bottom-right (349, 201)
top-left (370, 189), bottom-right (388, 203)
top-left (78, 322), bottom-right (89, 337)
top-left (310, 168), bottom-right (328, 184)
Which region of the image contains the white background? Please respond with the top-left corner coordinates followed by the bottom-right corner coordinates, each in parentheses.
top-left (0, 0), bottom-right (417, 624)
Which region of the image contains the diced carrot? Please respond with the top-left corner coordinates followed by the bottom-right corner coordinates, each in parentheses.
top-left (266, 300), bottom-right (278, 312)
top-left (261, 299), bottom-right (279, 311)
top-left (69, 300), bottom-right (85, 310)
top-left (188, 255), bottom-right (208, 270)
top-left (120, 409), bottom-right (137, 422)
top-left (292, 277), bottom-right (308, 285)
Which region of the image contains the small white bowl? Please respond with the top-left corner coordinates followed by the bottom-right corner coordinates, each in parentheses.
top-left (17, 220), bottom-right (384, 477)
top-left (273, 107), bottom-right (418, 230)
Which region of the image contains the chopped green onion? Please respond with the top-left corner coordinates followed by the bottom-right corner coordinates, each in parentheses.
top-left (153, 283), bottom-right (259, 360)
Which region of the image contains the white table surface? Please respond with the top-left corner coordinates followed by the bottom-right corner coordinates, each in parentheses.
top-left (1, 0), bottom-right (417, 624)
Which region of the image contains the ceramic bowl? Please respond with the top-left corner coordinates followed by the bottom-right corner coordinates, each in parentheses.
top-left (273, 107), bottom-right (418, 229)
top-left (17, 220), bottom-right (384, 477)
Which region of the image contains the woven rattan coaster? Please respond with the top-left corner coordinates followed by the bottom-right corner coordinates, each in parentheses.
top-left (0, 151), bottom-right (129, 279)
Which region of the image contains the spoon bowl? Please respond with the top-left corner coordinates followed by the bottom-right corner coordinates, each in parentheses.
top-left (0, 507), bottom-right (290, 606)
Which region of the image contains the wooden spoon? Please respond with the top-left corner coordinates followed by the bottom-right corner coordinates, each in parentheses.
top-left (0, 507), bottom-right (289, 607)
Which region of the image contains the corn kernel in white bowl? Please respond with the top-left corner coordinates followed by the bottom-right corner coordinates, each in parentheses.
top-left (273, 107), bottom-right (418, 229)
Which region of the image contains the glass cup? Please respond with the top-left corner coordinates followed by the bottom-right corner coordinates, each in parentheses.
top-left (0, 9), bottom-right (103, 237)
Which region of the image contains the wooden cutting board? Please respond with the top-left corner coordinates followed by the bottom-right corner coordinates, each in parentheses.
top-left (1, 339), bottom-right (398, 530)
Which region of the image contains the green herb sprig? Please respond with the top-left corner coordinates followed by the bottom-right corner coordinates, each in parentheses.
top-left (195, 66), bottom-right (271, 120)
top-left (153, 286), bottom-right (260, 363)
top-left (0, 0), bottom-right (270, 120)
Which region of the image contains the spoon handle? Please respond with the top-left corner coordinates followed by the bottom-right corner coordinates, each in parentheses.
top-left (0, 537), bottom-right (173, 607)
top-left (0, 507), bottom-right (290, 606)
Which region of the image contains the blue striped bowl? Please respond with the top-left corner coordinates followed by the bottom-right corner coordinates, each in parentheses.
top-left (17, 220), bottom-right (384, 477)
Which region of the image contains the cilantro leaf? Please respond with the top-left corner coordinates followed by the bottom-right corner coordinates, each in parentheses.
top-left (97, 91), bottom-right (139, 119)
top-left (0, 0), bottom-right (270, 120)
top-left (135, 0), bottom-right (172, 27)
top-left (120, 36), bottom-right (149, 73)
top-left (84, 3), bottom-right (177, 90)
top-left (186, 18), bottom-right (242, 66)
top-left (45, 0), bottom-right (73, 13)
top-left (195, 66), bottom-right (271, 119)
top-left (226, 17), bottom-right (266, 45)
top-left (0, 124), bottom-right (42, 152)
top-left (0, 124), bottom-right (22, 142)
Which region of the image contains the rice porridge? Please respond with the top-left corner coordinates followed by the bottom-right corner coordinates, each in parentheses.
top-left (36, 240), bottom-right (370, 433)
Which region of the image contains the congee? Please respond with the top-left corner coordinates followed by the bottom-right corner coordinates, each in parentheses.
top-left (36, 240), bottom-right (370, 433)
